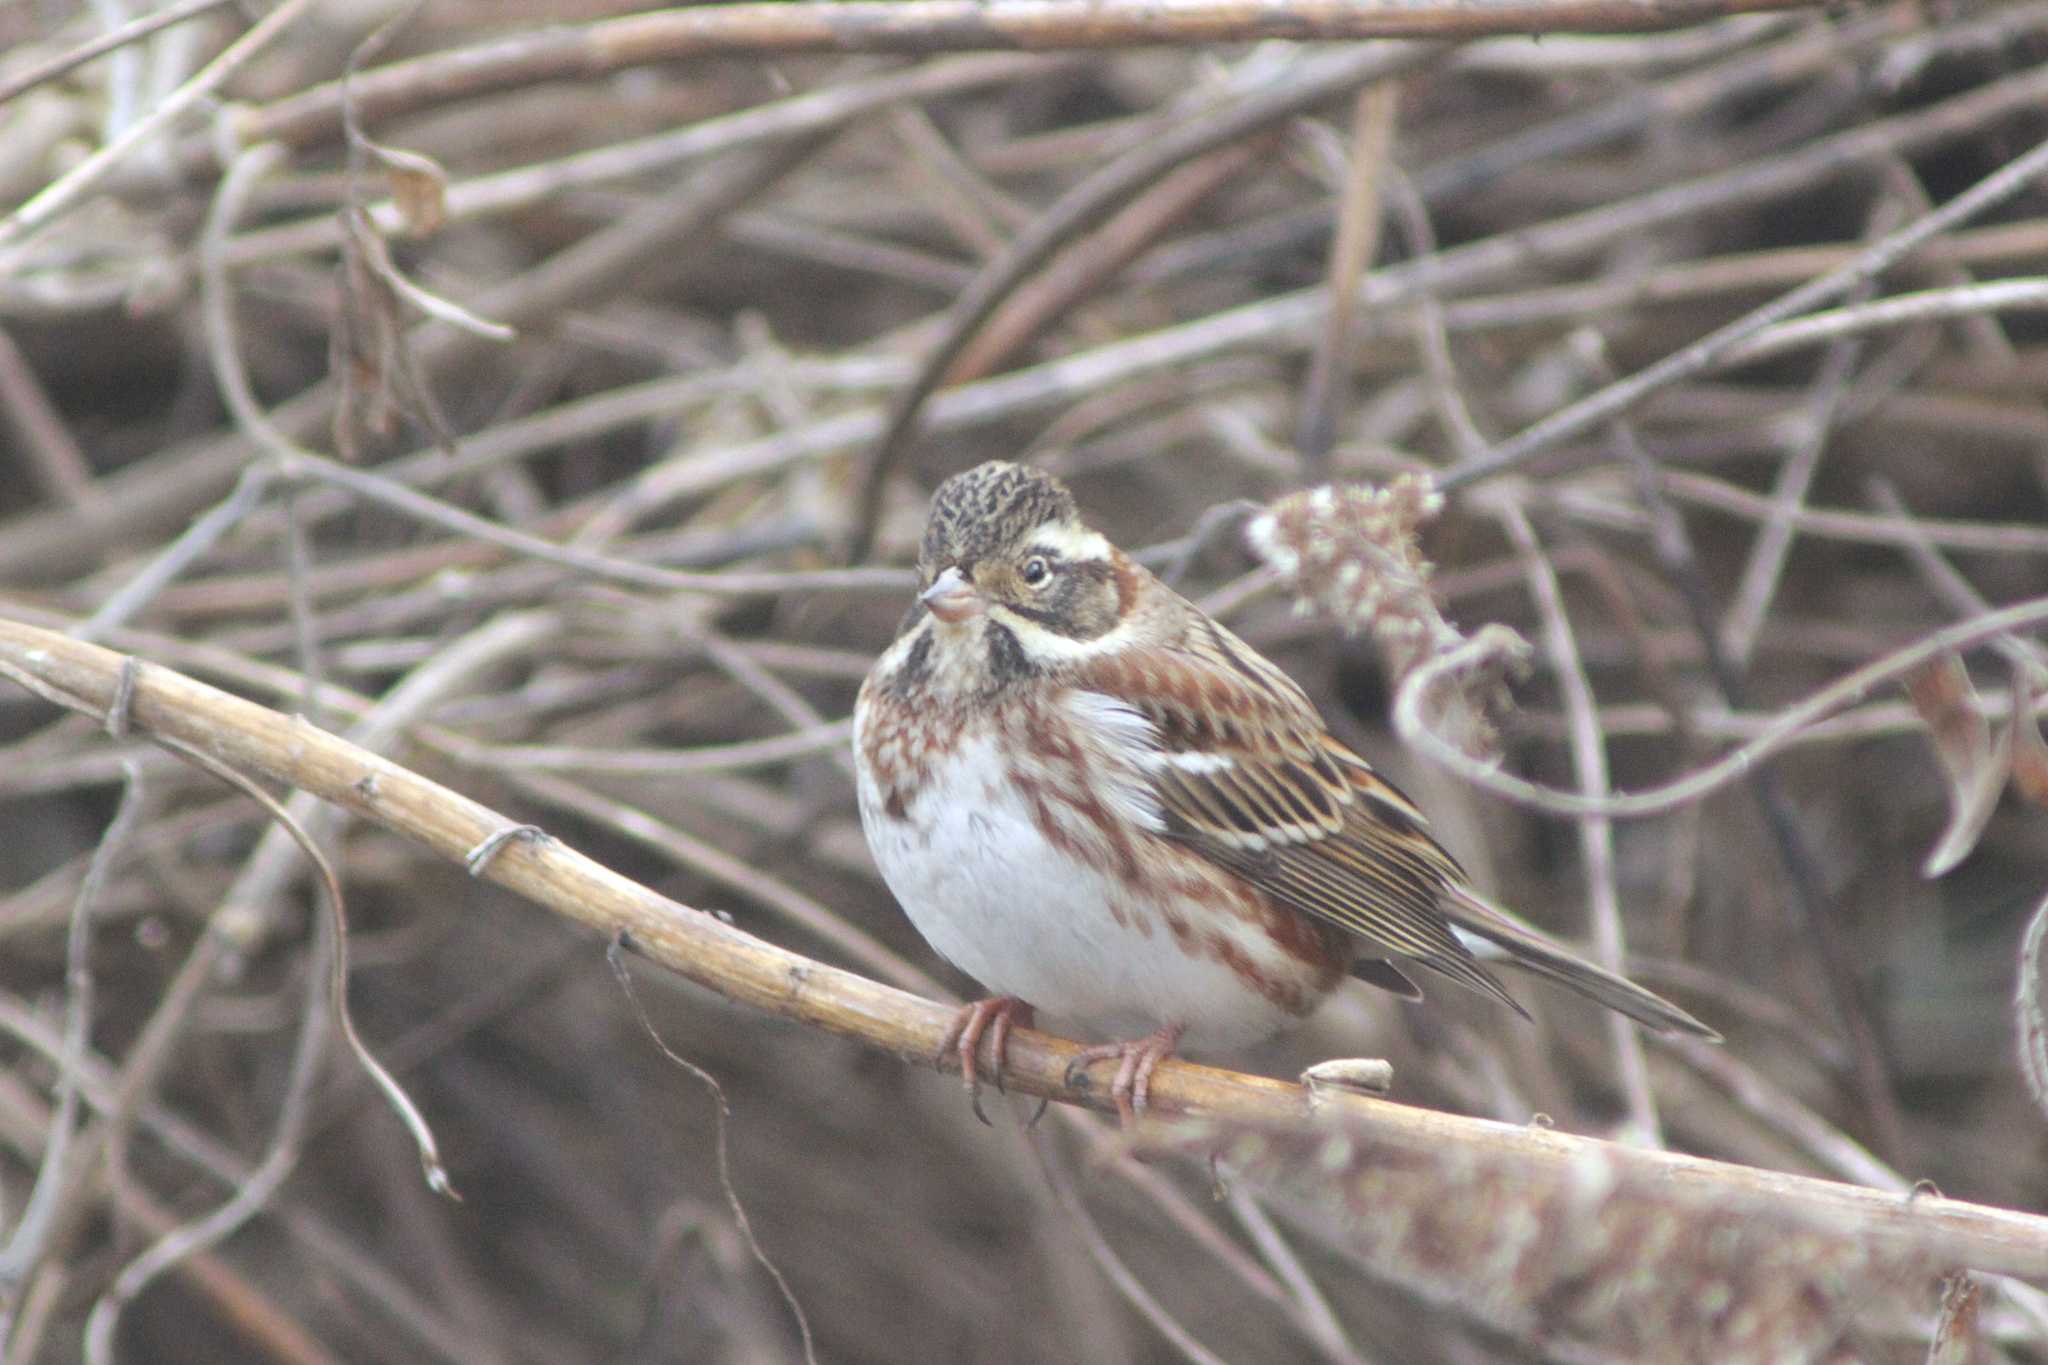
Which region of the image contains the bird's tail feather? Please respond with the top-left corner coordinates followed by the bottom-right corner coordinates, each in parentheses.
top-left (1443, 885), bottom-right (1720, 1041)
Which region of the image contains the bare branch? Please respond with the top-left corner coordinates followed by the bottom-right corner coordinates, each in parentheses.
top-left (3, 620), bottom-right (2047, 1304)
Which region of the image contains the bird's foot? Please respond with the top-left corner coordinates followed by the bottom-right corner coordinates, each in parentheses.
top-left (1063, 1023), bottom-right (1186, 1127)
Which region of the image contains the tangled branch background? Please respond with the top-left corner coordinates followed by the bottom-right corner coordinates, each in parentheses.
top-left (2, 2), bottom-right (2048, 1361)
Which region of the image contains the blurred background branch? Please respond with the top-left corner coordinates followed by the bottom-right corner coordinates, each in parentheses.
top-left (3, 1), bottom-right (2048, 1359)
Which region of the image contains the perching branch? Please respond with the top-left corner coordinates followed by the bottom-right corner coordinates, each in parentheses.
top-left (3, 616), bottom-right (2047, 1306)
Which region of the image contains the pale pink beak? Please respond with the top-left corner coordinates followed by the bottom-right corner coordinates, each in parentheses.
top-left (920, 566), bottom-right (983, 624)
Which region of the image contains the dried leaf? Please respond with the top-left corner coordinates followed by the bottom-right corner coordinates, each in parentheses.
top-left (331, 207), bottom-right (460, 460)
top-left (2010, 672), bottom-right (2048, 809)
top-left (1908, 654), bottom-right (2009, 877)
top-left (370, 142), bottom-right (449, 238)
top-left (1909, 653), bottom-right (1988, 780)
top-left (1926, 1272), bottom-right (1985, 1365)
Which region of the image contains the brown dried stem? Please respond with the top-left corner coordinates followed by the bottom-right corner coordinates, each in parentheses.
top-left (198, 0), bottom-right (1830, 168)
top-left (3, 619), bottom-right (2047, 1291)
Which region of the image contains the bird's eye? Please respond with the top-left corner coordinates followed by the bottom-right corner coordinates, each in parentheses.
top-left (1021, 557), bottom-right (1051, 586)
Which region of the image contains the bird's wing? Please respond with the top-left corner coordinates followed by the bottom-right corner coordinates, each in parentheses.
top-left (1068, 617), bottom-right (1525, 1016)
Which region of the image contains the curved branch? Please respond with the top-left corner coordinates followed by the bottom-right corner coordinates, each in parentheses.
top-left (1394, 596), bottom-right (2048, 819)
top-left (211, 0), bottom-right (1828, 165)
top-left (849, 42), bottom-right (1437, 560)
top-left (2, 616), bottom-right (2045, 1292)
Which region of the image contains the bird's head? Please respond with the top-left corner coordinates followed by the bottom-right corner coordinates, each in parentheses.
top-left (912, 461), bottom-right (1135, 683)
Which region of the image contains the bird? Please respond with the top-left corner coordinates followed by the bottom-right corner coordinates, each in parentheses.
top-left (853, 460), bottom-right (1715, 1125)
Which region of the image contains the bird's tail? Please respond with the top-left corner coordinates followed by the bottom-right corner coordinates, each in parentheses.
top-left (1443, 884), bottom-right (1720, 1041)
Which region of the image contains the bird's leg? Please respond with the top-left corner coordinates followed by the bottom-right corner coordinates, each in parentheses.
top-left (937, 996), bottom-right (1035, 1125)
top-left (1063, 1023), bottom-right (1186, 1127)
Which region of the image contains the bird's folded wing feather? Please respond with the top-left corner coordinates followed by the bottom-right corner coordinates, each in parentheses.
top-left (1068, 621), bottom-right (1524, 1015)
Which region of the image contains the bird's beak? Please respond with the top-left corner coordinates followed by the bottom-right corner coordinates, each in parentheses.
top-left (920, 566), bottom-right (983, 624)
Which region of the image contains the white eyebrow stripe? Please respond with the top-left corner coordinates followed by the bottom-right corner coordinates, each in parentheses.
top-left (1025, 522), bottom-right (1112, 561)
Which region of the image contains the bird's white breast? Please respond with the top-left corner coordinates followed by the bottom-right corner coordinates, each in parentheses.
top-left (853, 694), bottom-right (1306, 1051)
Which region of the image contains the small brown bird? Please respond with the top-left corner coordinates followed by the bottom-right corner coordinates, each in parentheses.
top-left (854, 461), bottom-right (1714, 1124)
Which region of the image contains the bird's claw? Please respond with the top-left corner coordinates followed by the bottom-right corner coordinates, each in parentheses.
top-left (938, 997), bottom-right (1034, 1125)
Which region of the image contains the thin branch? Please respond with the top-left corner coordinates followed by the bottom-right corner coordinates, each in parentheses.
top-left (1028, 1129), bottom-right (1231, 1365)
top-left (82, 752), bottom-right (337, 1365)
top-left (0, 324), bottom-right (99, 509)
top-left (1296, 82), bottom-right (1399, 469)
top-left (849, 42), bottom-right (1440, 559)
top-left (1605, 397), bottom-right (1908, 1161)
top-left (0, 0), bottom-right (319, 253)
top-left (1226, 1188), bottom-right (1371, 1365)
top-left (1492, 499), bottom-right (1661, 1145)
top-left (3, 620), bottom-right (2048, 1286)
top-left (0, 0), bottom-right (236, 112)
top-left (1868, 478), bottom-right (2048, 679)
top-left (608, 940), bottom-right (817, 1365)
top-left (1440, 129), bottom-right (2048, 491)
top-left (1717, 319), bottom-right (1867, 668)
top-left (0, 761), bottom-right (144, 1287)
top-left (9, 43), bottom-right (2043, 593)
top-left (198, 0), bottom-right (1830, 167)
top-left (1620, 471), bottom-right (2048, 556)
top-left (218, 55), bottom-right (1057, 268)
top-left (0, 995), bottom-right (480, 1364)
top-left (470, 720), bottom-right (854, 775)
top-left (1393, 594), bottom-right (2048, 820)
